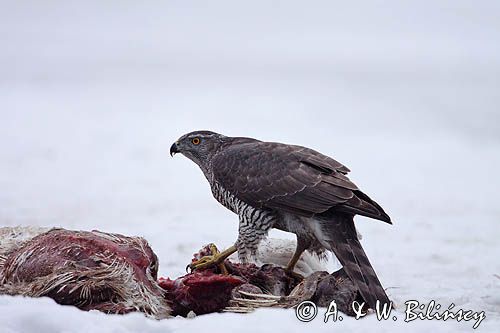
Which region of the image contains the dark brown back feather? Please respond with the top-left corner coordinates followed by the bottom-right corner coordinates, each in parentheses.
top-left (212, 140), bottom-right (391, 223)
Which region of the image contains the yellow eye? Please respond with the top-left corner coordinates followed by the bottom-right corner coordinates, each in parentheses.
top-left (191, 137), bottom-right (201, 145)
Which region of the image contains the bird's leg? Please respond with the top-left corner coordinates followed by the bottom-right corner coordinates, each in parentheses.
top-left (285, 237), bottom-right (309, 279)
top-left (285, 248), bottom-right (304, 272)
top-left (211, 244), bottom-right (229, 275)
top-left (189, 244), bottom-right (237, 274)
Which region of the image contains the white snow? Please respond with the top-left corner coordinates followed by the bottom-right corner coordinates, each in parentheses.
top-left (1, 1), bottom-right (499, 332)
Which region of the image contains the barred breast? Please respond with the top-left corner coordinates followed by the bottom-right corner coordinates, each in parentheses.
top-left (211, 181), bottom-right (277, 260)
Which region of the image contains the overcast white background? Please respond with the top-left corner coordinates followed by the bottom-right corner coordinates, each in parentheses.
top-left (1, 1), bottom-right (499, 332)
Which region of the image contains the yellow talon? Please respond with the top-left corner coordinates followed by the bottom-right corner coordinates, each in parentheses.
top-left (188, 244), bottom-right (237, 274)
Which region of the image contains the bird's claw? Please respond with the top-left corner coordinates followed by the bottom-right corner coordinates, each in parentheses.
top-left (285, 269), bottom-right (305, 281)
top-left (189, 254), bottom-right (219, 270)
top-left (188, 243), bottom-right (229, 274)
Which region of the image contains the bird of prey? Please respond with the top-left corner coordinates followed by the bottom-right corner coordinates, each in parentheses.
top-left (170, 130), bottom-right (392, 309)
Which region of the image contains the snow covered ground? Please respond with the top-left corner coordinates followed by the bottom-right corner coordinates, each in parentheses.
top-left (1, 1), bottom-right (499, 332)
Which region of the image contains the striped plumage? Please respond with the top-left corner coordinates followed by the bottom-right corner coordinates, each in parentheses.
top-left (171, 130), bottom-right (392, 309)
top-left (211, 182), bottom-right (276, 260)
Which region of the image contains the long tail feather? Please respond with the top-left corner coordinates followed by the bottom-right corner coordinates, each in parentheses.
top-left (321, 214), bottom-right (390, 310)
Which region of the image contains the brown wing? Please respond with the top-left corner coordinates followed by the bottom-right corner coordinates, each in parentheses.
top-left (212, 140), bottom-right (391, 223)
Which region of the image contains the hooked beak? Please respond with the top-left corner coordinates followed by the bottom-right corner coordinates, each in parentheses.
top-left (170, 142), bottom-right (180, 157)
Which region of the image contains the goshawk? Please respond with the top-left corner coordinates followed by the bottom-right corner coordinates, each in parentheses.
top-left (170, 130), bottom-right (392, 309)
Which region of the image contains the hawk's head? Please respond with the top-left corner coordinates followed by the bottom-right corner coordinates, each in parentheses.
top-left (170, 130), bottom-right (226, 167)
